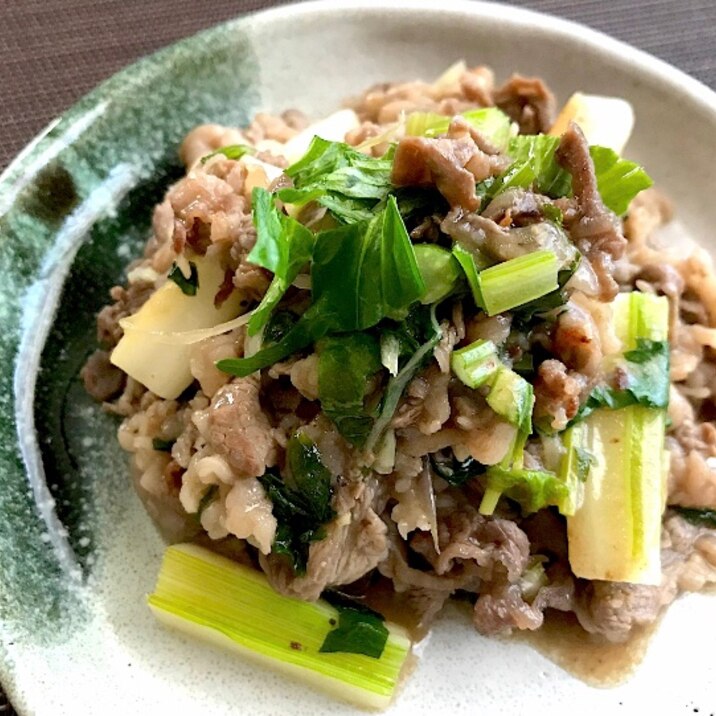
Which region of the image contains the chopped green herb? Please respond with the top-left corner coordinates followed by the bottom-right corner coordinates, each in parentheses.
top-left (277, 137), bottom-right (394, 223)
top-left (317, 333), bottom-right (383, 446)
top-left (430, 452), bottom-right (485, 486)
top-left (200, 144), bottom-right (256, 164)
top-left (672, 507), bottom-right (716, 528)
top-left (479, 466), bottom-right (570, 515)
top-left (247, 188), bottom-right (314, 336)
top-left (196, 484), bottom-right (219, 520)
top-left (259, 433), bottom-right (334, 573)
top-left (319, 600), bottom-right (389, 659)
top-left (152, 437), bottom-right (175, 452)
top-left (168, 261), bottom-right (199, 296)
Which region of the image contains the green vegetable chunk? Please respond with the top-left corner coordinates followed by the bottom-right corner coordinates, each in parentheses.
top-left (479, 466), bottom-right (570, 515)
top-left (413, 244), bottom-right (461, 304)
top-left (450, 339), bottom-right (500, 389)
top-left (148, 544), bottom-right (412, 710)
top-left (489, 135), bottom-right (652, 216)
top-left (477, 250), bottom-right (560, 316)
top-left (317, 334), bottom-right (382, 446)
top-left (218, 196), bottom-right (424, 376)
top-left (405, 107), bottom-right (513, 150)
top-left (277, 137), bottom-right (394, 223)
top-left (567, 291), bottom-right (669, 585)
top-left (247, 188), bottom-right (315, 336)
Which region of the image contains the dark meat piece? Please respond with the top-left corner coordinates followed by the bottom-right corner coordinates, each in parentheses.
top-left (81, 349), bottom-right (125, 402)
top-left (260, 477), bottom-right (388, 601)
top-left (207, 377), bottom-right (277, 478)
top-left (96, 281), bottom-right (154, 348)
top-left (555, 123), bottom-right (627, 301)
top-left (391, 117), bottom-right (509, 210)
top-left (533, 359), bottom-right (584, 431)
top-left (493, 74), bottom-right (556, 134)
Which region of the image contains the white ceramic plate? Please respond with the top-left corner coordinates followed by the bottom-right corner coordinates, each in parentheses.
top-left (1, 2), bottom-right (715, 714)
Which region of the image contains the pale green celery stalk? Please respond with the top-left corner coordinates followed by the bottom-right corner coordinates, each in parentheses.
top-left (477, 250), bottom-right (559, 316)
top-left (556, 422), bottom-right (590, 516)
top-left (405, 107), bottom-right (513, 150)
top-left (148, 544), bottom-right (412, 710)
top-left (450, 338), bottom-right (500, 388)
top-left (567, 292), bottom-right (669, 585)
top-left (413, 244), bottom-right (461, 304)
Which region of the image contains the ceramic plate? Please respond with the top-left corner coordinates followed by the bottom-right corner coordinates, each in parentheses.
top-left (1, 1), bottom-right (715, 714)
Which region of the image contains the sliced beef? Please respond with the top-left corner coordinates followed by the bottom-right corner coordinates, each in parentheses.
top-left (576, 514), bottom-right (716, 641)
top-left (533, 359), bottom-right (584, 431)
top-left (493, 74), bottom-right (556, 134)
top-left (391, 117), bottom-right (509, 210)
top-left (96, 281), bottom-right (154, 348)
top-left (260, 477), bottom-right (389, 601)
top-left (555, 123), bottom-right (627, 301)
top-left (207, 377), bottom-right (277, 478)
top-left (551, 298), bottom-right (603, 376)
top-left (81, 349), bottom-right (126, 402)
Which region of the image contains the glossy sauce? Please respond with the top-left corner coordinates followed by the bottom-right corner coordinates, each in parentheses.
top-left (513, 610), bottom-right (658, 686)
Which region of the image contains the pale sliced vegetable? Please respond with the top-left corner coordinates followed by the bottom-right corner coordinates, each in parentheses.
top-left (241, 154), bottom-right (286, 193)
top-left (111, 253), bottom-right (245, 399)
top-left (549, 93), bottom-right (635, 154)
top-left (432, 60), bottom-right (467, 89)
top-left (567, 292), bottom-right (669, 585)
top-left (451, 338), bottom-right (500, 389)
top-left (281, 109), bottom-right (361, 164)
top-left (148, 544), bottom-right (412, 710)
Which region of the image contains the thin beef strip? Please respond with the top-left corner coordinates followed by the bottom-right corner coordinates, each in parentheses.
top-left (493, 74), bottom-right (556, 135)
top-left (555, 122), bottom-right (627, 301)
top-left (391, 116), bottom-right (510, 210)
top-left (261, 477), bottom-right (389, 601)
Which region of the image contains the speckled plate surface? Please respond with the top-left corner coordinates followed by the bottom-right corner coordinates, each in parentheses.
top-left (1, 1), bottom-right (715, 714)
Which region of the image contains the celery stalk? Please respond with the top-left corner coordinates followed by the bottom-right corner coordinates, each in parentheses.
top-left (567, 292), bottom-right (669, 585)
top-left (148, 544), bottom-right (412, 709)
top-left (450, 338), bottom-right (500, 388)
top-left (477, 250), bottom-right (559, 316)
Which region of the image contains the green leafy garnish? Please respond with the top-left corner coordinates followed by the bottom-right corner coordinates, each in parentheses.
top-left (430, 452), bottom-right (485, 486)
top-left (365, 305), bottom-right (441, 453)
top-left (672, 507), bottom-right (716, 528)
top-left (218, 196), bottom-right (424, 376)
top-left (489, 136), bottom-right (652, 216)
top-left (405, 107), bottom-right (513, 150)
top-left (247, 188), bottom-right (314, 336)
top-left (317, 334), bottom-right (383, 446)
top-left (168, 261), bottom-right (199, 296)
top-left (277, 137), bottom-right (394, 223)
top-left (264, 310), bottom-right (299, 345)
top-left (259, 432), bottom-right (335, 574)
top-left (320, 598), bottom-right (389, 659)
top-left (200, 144), bottom-right (256, 164)
top-left (575, 339), bottom-right (670, 422)
top-left (479, 466), bottom-right (570, 515)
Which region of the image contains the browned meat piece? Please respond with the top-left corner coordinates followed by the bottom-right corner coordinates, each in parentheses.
top-left (575, 581), bottom-right (663, 642)
top-left (207, 377), bottom-right (277, 478)
top-left (493, 74), bottom-right (556, 134)
top-left (391, 117), bottom-right (509, 210)
top-left (81, 349), bottom-right (126, 402)
top-left (576, 514), bottom-right (716, 641)
top-left (556, 123), bottom-right (627, 301)
top-left (260, 477), bottom-right (388, 601)
top-left (552, 299), bottom-right (603, 375)
top-left (533, 359), bottom-right (584, 431)
top-left (481, 187), bottom-right (550, 226)
top-left (473, 572), bottom-right (575, 635)
top-left (96, 281), bottom-right (154, 348)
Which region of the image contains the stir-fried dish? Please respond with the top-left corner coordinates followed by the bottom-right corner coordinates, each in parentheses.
top-left (82, 62), bottom-right (716, 707)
